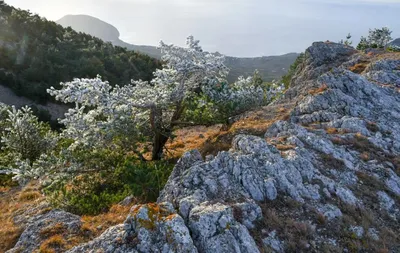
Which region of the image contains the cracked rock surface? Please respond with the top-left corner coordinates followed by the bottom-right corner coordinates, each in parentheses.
top-left (7, 43), bottom-right (400, 252)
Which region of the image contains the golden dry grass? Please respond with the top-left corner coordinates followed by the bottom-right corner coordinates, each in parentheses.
top-left (39, 234), bottom-right (66, 253)
top-left (0, 182), bottom-right (46, 252)
top-left (80, 204), bottom-right (131, 238)
top-left (349, 62), bottom-right (369, 74)
top-left (165, 124), bottom-right (224, 158)
top-left (308, 84), bottom-right (329, 95)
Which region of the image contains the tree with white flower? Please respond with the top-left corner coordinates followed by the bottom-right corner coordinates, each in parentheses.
top-left (1, 106), bottom-right (57, 161)
top-left (48, 36), bottom-right (229, 160)
top-left (48, 36), bottom-right (285, 161)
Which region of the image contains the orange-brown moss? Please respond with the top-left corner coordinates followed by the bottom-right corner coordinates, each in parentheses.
top-left (308, 84), bottom-right (329, 95)
top-left (349, 62), bottom-right (369, 74)
top-left (275, 144), bottom-right (296, 151)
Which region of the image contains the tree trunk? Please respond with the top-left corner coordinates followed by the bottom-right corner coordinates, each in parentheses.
top-left (150, 102), bottom-right (185, 160)
top-left (151, 131), bottom-right (170, 160)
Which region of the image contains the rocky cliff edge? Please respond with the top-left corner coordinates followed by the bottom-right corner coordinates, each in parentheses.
top-left (8, 42), bottom-right (400, 253)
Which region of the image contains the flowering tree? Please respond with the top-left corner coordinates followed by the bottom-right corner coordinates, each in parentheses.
top-left (1, 106), bottom-right (57, 161)
top-left (0, 105), bottom-right (58, 184)
top-left (48, 36), bottom-right (228, 160)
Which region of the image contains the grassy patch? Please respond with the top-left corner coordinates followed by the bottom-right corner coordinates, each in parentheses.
top-left (0, 182), bottom-right (45, 252)
top-left (39, 235), bottom-right (66, 253)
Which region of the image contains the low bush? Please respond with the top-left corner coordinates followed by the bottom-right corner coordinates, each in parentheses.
top-left (44, 157), bottom-right (174, 215)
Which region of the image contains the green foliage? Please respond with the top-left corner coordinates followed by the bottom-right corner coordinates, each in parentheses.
top-left (183, 70), bottom-right (283, 125)
top-left (117, 159), bottom-right (174, 202)
top-left (0, 3), bottom-right (161, 103)
top-left (281, 53), bottom-right (305, 89)
top-left (1, 106), bottom-right (56, 161)
top-left (44, 173), bottom-right (130, 215)
top-left (356, 36), bottom-right (369, 50)
top-left (356, 27), bottom-right (393, 50)
top-left (183, 93), bottom-right (235, 125)
top-left (386, 46), bottom-right (400, 52)
top-left (43, 148), bottom-right (174, 215)
top-left (0, 174), bottom-right (18, 187)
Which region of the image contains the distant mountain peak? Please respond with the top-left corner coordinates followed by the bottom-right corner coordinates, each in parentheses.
top-left (57, 14), bottom-right (120, 42)
top-left (56, 14), bottom-right (298, 82)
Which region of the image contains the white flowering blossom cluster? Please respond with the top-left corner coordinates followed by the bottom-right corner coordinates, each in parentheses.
top-left (203, 77), bottom-right (285, 114)
top-left (0, 105), bottom-right (58, 184)
top-left (47, 36), bottom-right (230, 160)
top-left (1, 106), bottom-right (57, 160)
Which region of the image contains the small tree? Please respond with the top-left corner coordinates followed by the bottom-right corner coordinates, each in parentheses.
top-left (368, 27), bottom-right (392, 48)
top-left (357, 27), bottom-right (393, 50)
top-left (340, 33), bottom-right (352, 46)
top-left (1, 106), bottom-right (57, 161)
top-left (356, 36), bottom-right (369, 50)
top-left (48, 36), bottom-right (229, 160)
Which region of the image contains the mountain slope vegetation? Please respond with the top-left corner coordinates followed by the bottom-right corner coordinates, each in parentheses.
top-left (56, 14), bottom-right (298, 83)
top-left (0, 4), bottom-right (161, 103)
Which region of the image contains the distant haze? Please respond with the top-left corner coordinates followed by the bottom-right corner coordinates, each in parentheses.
top-left (5, 0), bottom-right (400, 57)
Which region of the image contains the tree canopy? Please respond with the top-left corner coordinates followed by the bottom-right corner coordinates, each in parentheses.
top-left (0, 3), bottom-right (161, 103)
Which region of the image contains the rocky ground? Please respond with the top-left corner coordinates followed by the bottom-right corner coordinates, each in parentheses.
top-left (4, 42), bottom-right (400, 252)
top-left (0, 84), bottom-right (68, 120)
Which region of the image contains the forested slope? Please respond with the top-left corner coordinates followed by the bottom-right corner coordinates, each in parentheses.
top-left (0, 3), bottom-right (161, 103)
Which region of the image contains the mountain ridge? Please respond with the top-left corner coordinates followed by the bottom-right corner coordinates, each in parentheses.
top-left (56, 14), bottom-right (298, 82)
top-left (6, 42), bottom-right (400, 253)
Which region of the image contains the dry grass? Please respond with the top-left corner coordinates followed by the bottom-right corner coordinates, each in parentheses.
top-left (0, 181), bottom-right (131, 252)
top-left (80, 204), bottom-right (131, 238)
top-left (39, 235), bottom-right (66, 253)
top-left (359, 152), bottom-right (370, 162)
top-left (326, 127), bottom-right (339, 134)
top-left (36, 204), bottom-right (131, 251)
top-left (253, 200), bottom-right (315, 252)
top-left (40, 223), bottom-right (67, 238)
top-left (349, 62), bottom-right (369, 74)
top-left (275, 144), bottom-right (296, 151)
top-left (18, 191), bottom-right (42, 201)
top-left (0, 182), bottom-right (46, 252)
top-left (319, 153), bottom-right (346, 171)
top-left (165, 125), bottom-right (224, 158)
top-left (308, 84), bottom-right (329, 95)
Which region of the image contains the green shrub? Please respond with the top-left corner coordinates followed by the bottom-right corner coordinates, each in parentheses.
top-left (281, 53), bottom-right (305, 89)
top-left (44, 156), bottom-right (174, 215)
top-left (117, 159), bottom-right (174, 202)
top-left (45, 173), bottom-right (131, 215)
top-left (183, 94), bottom-right (235, 125)
top-left (0, 174), bottom-right (18, 188)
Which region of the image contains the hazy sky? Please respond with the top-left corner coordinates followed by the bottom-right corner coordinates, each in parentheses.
top-left (5, 0), bottom-right (400, 57)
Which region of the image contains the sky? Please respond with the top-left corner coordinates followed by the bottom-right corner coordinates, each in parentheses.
top-left (5, 0), bottom-right (400, 57)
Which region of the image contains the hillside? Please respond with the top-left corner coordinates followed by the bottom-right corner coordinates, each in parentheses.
top-left (57, 14), bottom-right (162, 59)
top-left (56, 14), bottom-right (298, 82)
top-left (0, 4), bottom-right (161, 103)
top-left (4, 42), bottom-right (400, 252)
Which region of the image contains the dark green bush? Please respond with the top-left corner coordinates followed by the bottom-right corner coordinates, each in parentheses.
top-left (44, 154), bottom-right (174, 215)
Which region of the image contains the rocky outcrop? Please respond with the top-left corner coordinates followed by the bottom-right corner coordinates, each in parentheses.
top-left (8, 42), bottom-right (400, 252)
top-left (7, 210), bottom-right (82, 253)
